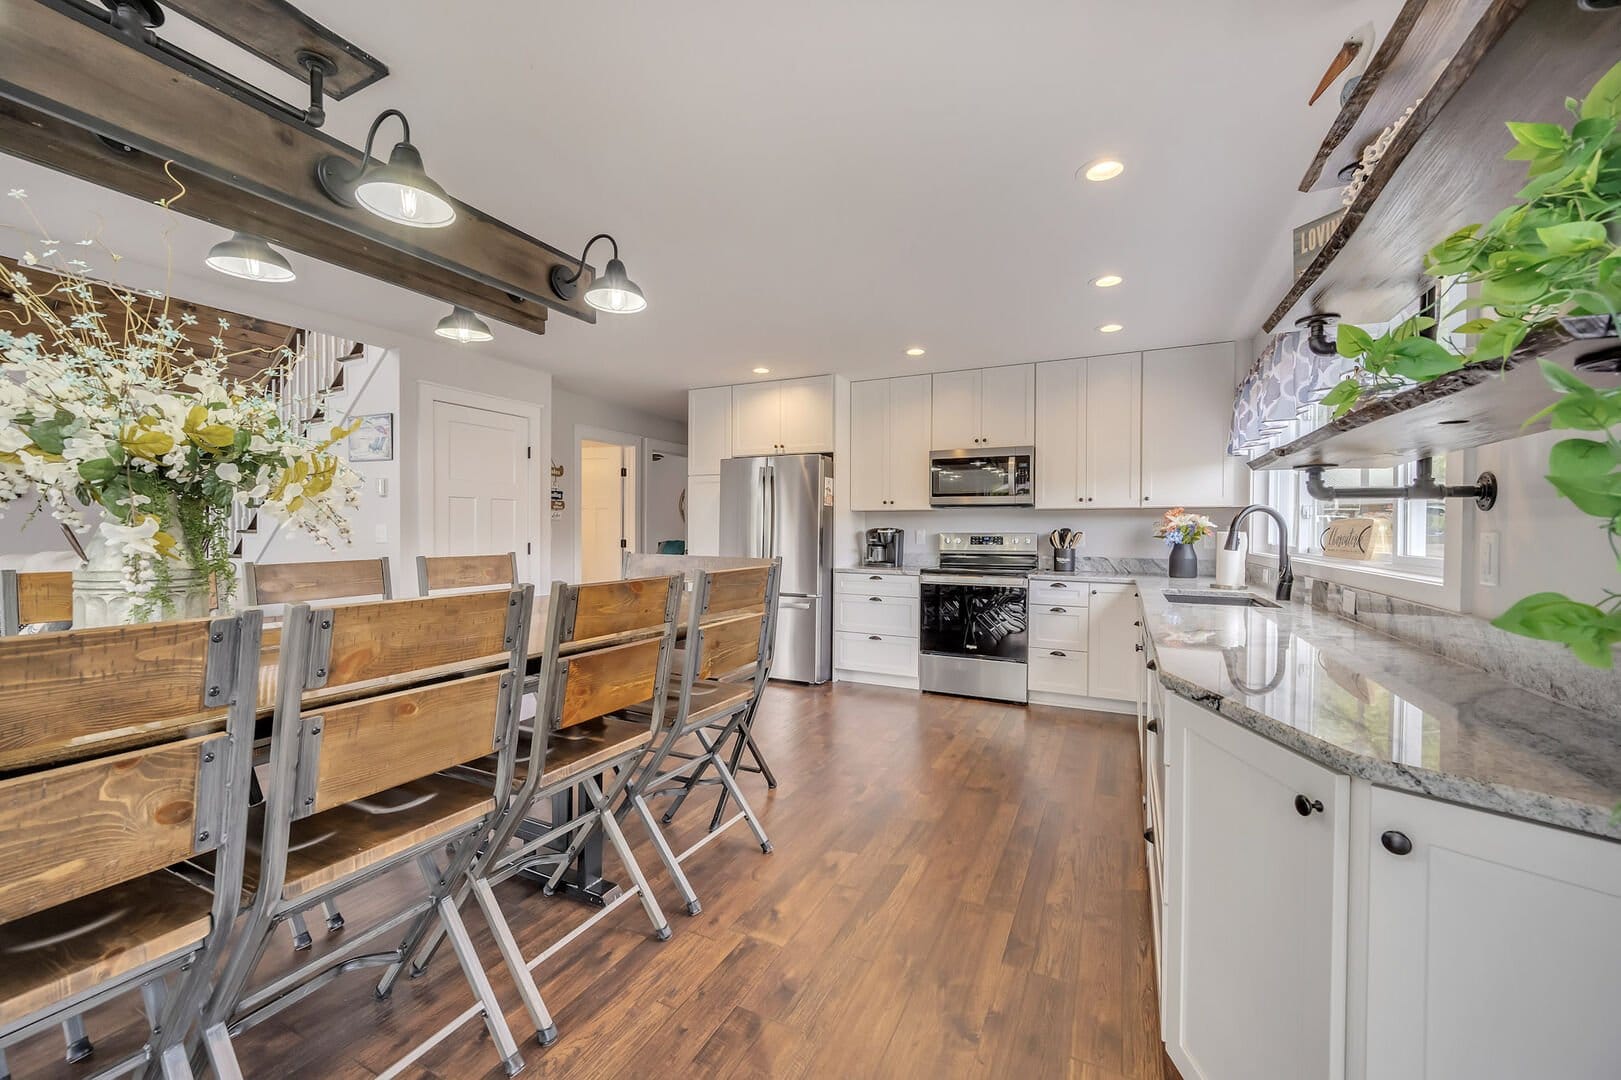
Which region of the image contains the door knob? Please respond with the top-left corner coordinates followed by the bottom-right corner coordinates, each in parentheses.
top-left (1294, 795), bottom-right (1324, 817)
top-left (1380, 830), bottom-right (1413, 855)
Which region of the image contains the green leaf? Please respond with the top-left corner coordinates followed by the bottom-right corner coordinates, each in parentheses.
top-left (1387, 338), bottom-right (1464, 382)
top-left (1581, 59), bottom-right (1621, 121)
top-left (1320, 378), bottom-right (1362, 417)
top-left (1547, 471), bottom-right (1621, 518)
top-left (1507, 121), bottom-right (1567, 150)
top-left (1334, 324), bottom-right (1374, 359)
top-left (1491, 593), bottom-right (1621, 668)
top-left (1549, 438), bottom-right (1619, 477)
top-left (76, 458), bottom-right (119, 484)
top-left (1541, 357), bottom-right (1601, 396)
top-left (1453, 317), bottom-right (1499, 335)
top-left (1537, 220), bottom-right (1610, 255)
top-left (1572, 116), bottom-right (1617, 144)
top-left (1480, 269), bottom-right (1549, 308)
top-left (1389, 315), bottom-right (1436, 342)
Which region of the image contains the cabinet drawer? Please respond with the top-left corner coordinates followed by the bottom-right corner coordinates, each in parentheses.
top-left (1030, 603), bottom-right (1088, 650)
top-left (835, 631), bottom-right (919, 677)
top-left (834, 594), bottom-right (918, 636)
top-left (1028, 648), bottom-right (1088, 695)
top-left (834, 571), bottom-right (918, 599)
top-left (1030, 578), bottom-right (1090, 604)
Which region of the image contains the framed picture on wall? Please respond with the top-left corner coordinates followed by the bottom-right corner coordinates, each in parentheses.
top-left (349, 412), bottom-right (394, 462)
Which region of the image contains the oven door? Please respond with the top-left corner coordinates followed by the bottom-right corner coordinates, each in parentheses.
top-left (930, 447), bottom-right (1034, 506)
top-left (919, 575), bottom-right (1029, 663)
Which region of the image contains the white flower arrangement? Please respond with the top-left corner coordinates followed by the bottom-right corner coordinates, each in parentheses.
top-left (1, 196), bottom-right (360, 617)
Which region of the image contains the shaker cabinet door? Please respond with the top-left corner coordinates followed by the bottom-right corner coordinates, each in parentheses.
top-left (848, 379), bottom-right (891, 510)
top-left (887, 374), bottom-right (934, 510)
top-left (930, 369), bottom-right (981, 450)
top-left (1141, 343), bottom-right (1234, 508)
top-left (977, 363), bottom-right (1035, 447)
top-left (732, 382), bottom-right (783, 456)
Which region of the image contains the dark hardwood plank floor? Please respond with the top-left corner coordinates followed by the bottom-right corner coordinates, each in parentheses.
top-left (5, 683), bottom-right (1168, 1079)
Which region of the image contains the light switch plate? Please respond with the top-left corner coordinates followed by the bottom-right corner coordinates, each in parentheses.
top-left (373, 524), bottom-right (388, 544)
top-left (1480, 531), bottom-right (1500, 587)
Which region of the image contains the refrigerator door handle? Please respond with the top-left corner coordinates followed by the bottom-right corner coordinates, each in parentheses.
top-left (780, 597), bottom-right (813, 610)
top-left (766, 463), bottom-right (777, 557)
top-left (756, 464), bottom-right (768, 557)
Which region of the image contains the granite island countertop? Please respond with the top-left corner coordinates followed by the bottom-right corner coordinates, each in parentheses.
top-left (1134, 577), bottom-right (1621, 842)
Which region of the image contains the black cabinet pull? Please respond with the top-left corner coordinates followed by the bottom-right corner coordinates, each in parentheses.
top-left (1294, 794), bottom-right (1325, 817)
top-left (1133, 620), bottom-right (1141, 627)
top-left (1050, 582), bottom-right (1067, 588)
top-left (1146, 719), bottom-right (1158, 733)
top-left (868, 596), bottom-right (883, 602)
top-left (1050, 650), bottom-right (1067, 657)
top-left (1146, 659), bottom-right (1157, 671)
top-left (869, 575), bottom-right (883, 580)
top-left (1144, 826), bottom-right (1155, 844)
top-left (1050, 606), bottom-right (1067, 613)
top-left (868, 635), bottom-right (882, 641)
top-left (1381, 830), bottom-right (1413, 856)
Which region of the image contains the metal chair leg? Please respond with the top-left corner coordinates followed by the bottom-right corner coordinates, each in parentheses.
top-left (470, 876), bottom-right (559, 1046)
top-left (140, 979), bottom-right (168, 1034)
top-left (158, 1041), bottom-right (195, 1080)
top-left (632, 792), bottom-right (702, 916)
top-left (709, 725), bottom-right (751, 833)
top-left (584, 776), bottom-right (671, 940)
top-left (201, 1022), bottom-right (243, 1080)
top-left (287, 912), bottom-right (313, 951)
top-left (711, 752), bottom-right (772, 854)
top-left (61, 1015), bottom-right (92, 1063)
top-left (322, 899), bottom-right (345, 932)
top-left (437, 891), bottom-right (525, 1076)
top-left (744, 731), bottom-right (778, 789)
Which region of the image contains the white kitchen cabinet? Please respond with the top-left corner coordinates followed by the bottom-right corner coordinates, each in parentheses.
top-left (686, 474), bottom-right (720, 555)
top-left (687, 386), bottom-right (733, 475)
top-left (731, 376), bottom-right (833, 456)
top-left (1086, 582), bottom-right (1140, 701)
top-left (1141, 343), bottom-right (1237, 508)
top-left (1034, 358), bottom-right (1083, 508)
top-left (1085, 352), bottom-right (1142, 508)
top-left (1027, 648), bottom-right (1088, 696)
top-left (1163, 694), bottom-right (1349, 1080)
top-left (849, 376), bottom-right (932, 510)
top-left (1361, 786), bottom-right (1621, 1080)
top-left (834, 592), bottom-right (918, 637)
top-left (929, 365), bottom-right (1034, 450)
top-left (833, 571), bottom-right (920, 685)
top-left (834, 631), bottom-right (918, 679)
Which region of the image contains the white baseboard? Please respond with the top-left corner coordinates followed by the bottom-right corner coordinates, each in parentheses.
top-left (1027, 690), bottom-right (1135, 715)
top-left (833, 669), bottom-right (920, 691)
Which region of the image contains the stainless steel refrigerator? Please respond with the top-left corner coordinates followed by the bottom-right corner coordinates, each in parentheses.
top-left (719, 453), bottom-right (833, 684)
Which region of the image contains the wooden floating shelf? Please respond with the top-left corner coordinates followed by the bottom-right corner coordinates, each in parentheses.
top-left (1266, 0), bottom-right (1617, 333)
top-left (1249, 324), bottom-right (1621, 472)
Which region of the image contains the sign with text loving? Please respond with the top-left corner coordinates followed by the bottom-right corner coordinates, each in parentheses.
top-left (1293, 209), bottom-right (1349, 279)
top-left (1322, 517), bottom-right (1378, 561)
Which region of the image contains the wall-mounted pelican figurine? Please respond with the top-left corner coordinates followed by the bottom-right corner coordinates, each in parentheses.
top-left (1309, 22), bottom-right (1376, 107)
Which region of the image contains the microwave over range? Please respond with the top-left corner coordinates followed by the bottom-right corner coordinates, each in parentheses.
top-left (929, 446), bottom-right (1035, 507)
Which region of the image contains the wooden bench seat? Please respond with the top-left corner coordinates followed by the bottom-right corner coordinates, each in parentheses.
top-left (0, 870), bottom-right (212, 1026)
top-left (241, 775), bottom-right (494, 901)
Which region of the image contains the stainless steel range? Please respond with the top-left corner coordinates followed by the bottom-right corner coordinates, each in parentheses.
top-left (919, 532), bottom-right (1037, 704)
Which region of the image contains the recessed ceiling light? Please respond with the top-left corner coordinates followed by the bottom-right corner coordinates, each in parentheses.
top-left (752, 366), bottom-right (771, 374)
top-left (1080, 158), bottom-right (1125, 182)
top-left (1098, 323), bottom-right (1124, 333)
top-left (905, 347), bottom-right (926, 357)
top-left (1091, 274), bottom-right (1123, 288)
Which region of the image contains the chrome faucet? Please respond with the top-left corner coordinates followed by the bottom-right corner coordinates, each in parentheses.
top-left (1225, 504), bottom-right (1293, 602)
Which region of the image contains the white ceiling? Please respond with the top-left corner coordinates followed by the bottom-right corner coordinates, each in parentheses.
top-left (1, 0), bottom-right (1397, 417)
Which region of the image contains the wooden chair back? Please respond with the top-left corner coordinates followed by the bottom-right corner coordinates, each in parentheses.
top-left (693, 564), bottom-right (778, 679)
top-left (254, 591), bottom-right (530, 891)
top-left (0, 612), bottom-right (261, 927)
top-left (416, 553), bottom-right (518, 596)
top-left (0, 568), bottom-right (73, 635)
top-left (535, 575), bottom-right (682, 738)
top-left (243, 557), bottom-right (392, 606)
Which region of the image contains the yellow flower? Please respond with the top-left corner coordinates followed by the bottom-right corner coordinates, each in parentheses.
top-left (312, 419), bottom-right (361, 454)
top-left (183, 404), bottom-right (235, 451)
top-left (120, 417), bottom-right (175, 461)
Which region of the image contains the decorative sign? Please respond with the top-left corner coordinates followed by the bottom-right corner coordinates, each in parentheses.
top-left (1293, 208), bottom-right (1348, 278)
top-left (1322, 517), bottom-right (1378, 561)
top-left (348, 413), bottom-right (393, 462)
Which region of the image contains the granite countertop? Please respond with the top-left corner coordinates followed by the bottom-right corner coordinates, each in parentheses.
top-left (837, 566), bottom-right (920, 576)
top-left (1136, 578), bottom-right (1621, 842)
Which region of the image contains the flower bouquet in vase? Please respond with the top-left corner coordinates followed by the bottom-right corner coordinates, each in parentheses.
top-left (1152, 507), bottom-right (1216, 579)
top-left (0, 209), bottom-right (360, 625)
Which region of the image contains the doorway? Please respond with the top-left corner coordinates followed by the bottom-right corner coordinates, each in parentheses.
top-left (578, 436), bottom-right (637, 582)
top-left (642, 440), bottom-right (688, 554)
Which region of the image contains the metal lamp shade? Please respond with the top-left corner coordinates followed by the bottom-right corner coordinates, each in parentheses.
top-left (434, 305), bottom-right (493, 343)
top-left (583, 257), bottom-right (647, 314)
top-left (354, 142), bottom-right (457, 228)
top-left (205, 232), bottom-right (296, 283)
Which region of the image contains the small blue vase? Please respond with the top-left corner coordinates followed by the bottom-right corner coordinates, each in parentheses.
top-left (1169, 543), bottom-right (1197, 579)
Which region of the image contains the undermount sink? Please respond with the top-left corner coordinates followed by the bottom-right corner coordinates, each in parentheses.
top-left (1163, 590), bottom-right (1279, 609)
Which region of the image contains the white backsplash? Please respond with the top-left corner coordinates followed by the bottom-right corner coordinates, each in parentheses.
top-left (850, 505), bottom-right (1241, 569)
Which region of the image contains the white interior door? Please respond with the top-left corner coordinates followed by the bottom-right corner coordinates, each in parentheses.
top-left (580, 441), bottom-right (631, 581)
top-left (432, 400), bottom-right (531, 577)
top-left (642, 445), bottom-right (687, 552)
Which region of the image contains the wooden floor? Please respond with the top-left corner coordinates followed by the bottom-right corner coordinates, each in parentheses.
top-left (8, 683), bottom-right (1168, 1079)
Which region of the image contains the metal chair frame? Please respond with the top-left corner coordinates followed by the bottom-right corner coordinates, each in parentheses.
top-left (396, 574), bottom-right (685, 1046)
top-left (624, 561), bottom-right (782, 916)
top-left (199, 590), bottom-right (532, 1077)
top-left (0, 612), bottom-right (262, 1080)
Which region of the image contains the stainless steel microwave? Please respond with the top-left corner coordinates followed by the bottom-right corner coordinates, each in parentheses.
top-left (929, 447), bottom-right (1035, 507)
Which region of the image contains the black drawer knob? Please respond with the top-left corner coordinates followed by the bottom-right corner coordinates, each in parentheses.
top-left (1381, 830), bottom-right (1413, 856)
top-left (1134, 642), bottom-right (1144, 652)
top-left (1144, 826), bottom-right (1155, 844)
top-left (1294, 794), bottom-right (1325, 817)
top-left (1146, 719), bottom-right (1158, 733)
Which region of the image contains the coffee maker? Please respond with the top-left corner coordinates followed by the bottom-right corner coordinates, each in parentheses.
top-left (863, 527), bottom-right (904, 568)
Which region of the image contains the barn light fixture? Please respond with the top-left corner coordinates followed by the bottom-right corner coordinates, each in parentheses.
top-left (550, 233), bottom-right (647, 314)
top-left (205, 232), bottom-right (296, 283)
top-left (434, 305), bottom-right (493, 343)
top-left (316, 109), bottom-right (456, 228)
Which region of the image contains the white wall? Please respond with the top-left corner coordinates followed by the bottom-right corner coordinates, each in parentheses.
top-left (549, 385), bottom-right (686, 583)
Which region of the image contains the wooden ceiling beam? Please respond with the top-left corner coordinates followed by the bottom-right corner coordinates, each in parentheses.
top-left (0, 0), bottom-right (597, 333)
top-left (160, 0), bottom-right (389, 100)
